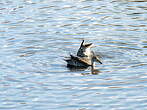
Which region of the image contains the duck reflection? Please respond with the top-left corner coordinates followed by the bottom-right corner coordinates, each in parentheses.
top-left (67, 65), bottom-right (88, 72)
top-left (67, 65), bottom-right (101, 75)
top-left (91, 66), bottom-right (101, 75)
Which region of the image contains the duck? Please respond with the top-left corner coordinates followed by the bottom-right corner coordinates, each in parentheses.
top-left (65, 40), bottom-right (102, 68)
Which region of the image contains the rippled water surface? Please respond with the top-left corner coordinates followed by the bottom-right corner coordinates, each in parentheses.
top-left (0, 0), bottom-right (147, 110)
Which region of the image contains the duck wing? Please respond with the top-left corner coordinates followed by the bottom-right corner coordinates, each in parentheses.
top-left (70, 55), bottom-right (91, 65)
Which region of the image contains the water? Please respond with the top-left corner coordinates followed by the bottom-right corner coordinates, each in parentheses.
top-left (0, 0), bottom-right (147, 110)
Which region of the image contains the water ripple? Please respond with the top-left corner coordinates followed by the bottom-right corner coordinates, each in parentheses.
top-left (0, 0), bottom-right (147, 110)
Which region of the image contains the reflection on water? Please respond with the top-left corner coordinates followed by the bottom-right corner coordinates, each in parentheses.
top-left (67, 66), bottom-right (88, 71)
top-left (0, 0), bottom-right (147, 110)
top-left (67, 65), bottom-right (101, 75)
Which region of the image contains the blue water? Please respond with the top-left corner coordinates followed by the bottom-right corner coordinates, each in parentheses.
top-left (0, 0), bottom-right (147, 110)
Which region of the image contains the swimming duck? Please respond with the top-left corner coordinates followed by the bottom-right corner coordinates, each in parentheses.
top-left (65, 40), bottom-right (102, 68)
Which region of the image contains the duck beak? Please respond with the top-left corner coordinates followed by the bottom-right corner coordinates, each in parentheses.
top-left (98, 59), bottom-right (102, 64)
top-left (95, 56), bottom-right (102, 64)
